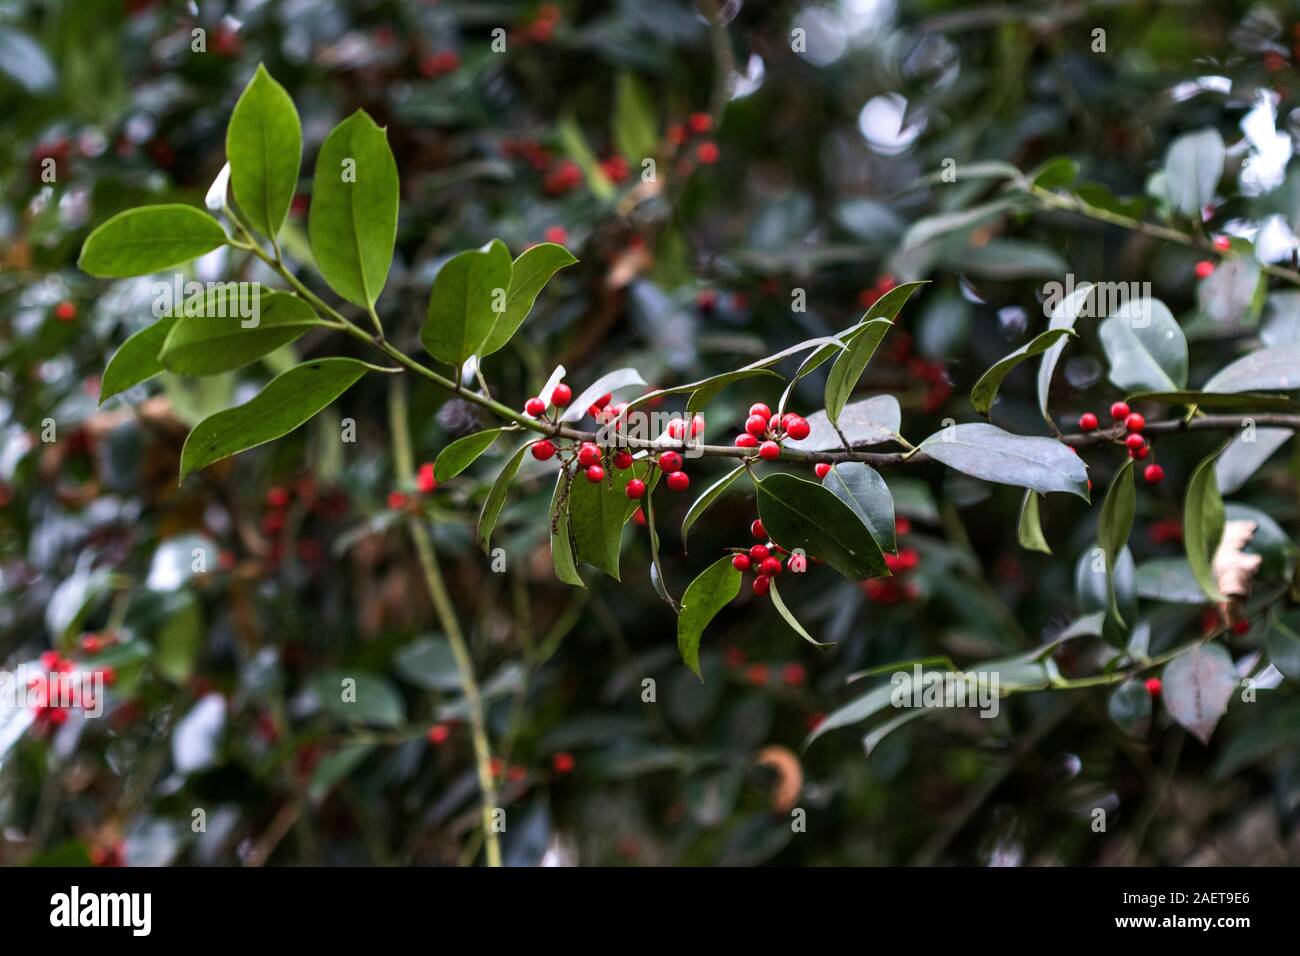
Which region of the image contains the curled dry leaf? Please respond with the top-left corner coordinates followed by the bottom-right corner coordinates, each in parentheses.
top-left (755, 745), bottom-right (803, 813)
top-left (1212, 519), bottom-right (1262, 599)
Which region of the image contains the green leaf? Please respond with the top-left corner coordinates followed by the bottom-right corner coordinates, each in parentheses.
top-left (308, 110), bottom-right (399, 310)
top-left (99, 315), bottom-right (179, 403)
top-left (1029, 156), bottom-right (1079, 189)
top-left (806, 681), bottom-right (896, 746)
top-left (756, 473), bottom-right (887, 579)
top-left (1108, 680), bottom-right (1152, 738)
top-left (1184, 444), bottom-right (1228, 603)
top-left (1162, 643), bottom-right (1234, 744)
top-left (970, 328), bottom-right (1075, 416)
top-left (309, 744), bottom-right (376, 804)
top-left (681, 463), bottom-right (746, 551)
top-left (79, 204), bottom-right (227, 278)
top-left (435, 428), bottom-right (502, 483)
top-left (824, 318), bottom-right (893, 425)
top-left (420, 240), bottom-right (514, 366)
top-left (156, 594), bottom-right (202, 684)
top-left (613, 73), bottom-right (659, 163)
top-left (676, 556), bottom-right (742, 678)
top-left (1037, 282), bottom-right (1094, 422)
top-left (1135, 557), bottom-right (1206, 603)
top-left (476, 440), bottom-right (531, 553)
top-left (920, 423), bottom-right (1090, 498)
top-left (901, 197), bottom-right (1021, 251)
top-left (478, 243), bottom-right (577, 356)
top-left (1098, 458), bottom-right (1137, 626)
top-left (1267, 614), bottom-right (1300, 680)
top-left (769, 579), bottom-right (829, 647)
top-left (548, 471), bottom-right (584, 587)
top-left (393, 636), bottom-right (460, 691)
top-left (822, 462), bottom-right (897, 554)
top-left (1127, 390), bottom-right (1300, 413)
top-left (1017, 490), bottom-right (1051, 554)
top-left (1098, 297), bottom-right (1187, 393)
top-left (785, 395), bottom-right (901, 452)
top-left (557, 113), bottom-right (614, 200)
top-left (1204, 343), bottom-right (1300, 393)
top-left (314, 672), bottom-right (405, 728)
top-left (568, 460), bottom-right (651, 578)
top-left (559, 368), bottom-right (647, 423)
top-left (1163, 127), bottom-right (1225, 219)
top-left (160, 289), bottom-right (321, 376)
top-left (227, 64), bottom-right (302, 239)
top-left (1216, 427), bottom-right (1293, 495)
top-left (179, 358), bottom-right (369, 481)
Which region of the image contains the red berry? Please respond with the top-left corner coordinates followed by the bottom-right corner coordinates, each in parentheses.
top-left (760, 556), bottom-right (783, 577)
top-left (531, 439), bottom-right (556, 461)
top-left (1194, 260), bottom-right (1215, 279)
top-left (666, 470), bottom-right (690, 492)
top-left (748, 403), bottom-right (772, 421)
top-left (387, 491), bottom-right (407, 510)
top-left (551, 383), bottom-right (572, 406)
top-left (781, 663), bottom-right (807, 687)
top-left (590, 393), bottom-right (612, 411)
top-left (732, 554), bottom-right (751, 571)
top-left (814, 463), bottom-right (831, 479)
top-left (1143, 464), bottom-right (1164, 485)
top-left (688, 112), bottom-right (713, 134)
top-left (1110, 401), bottom-right (1130, 421)
top-left (54, 300), bottom-right (77, 322)
top-left (666, 418), bottom-right (687, 440)
top-left (525, 397), bottom-right (546, 417)
top-left (543, 225), bottom-right (568, 245)
top-left (585, 465), bottom-right (605, 483)
top-left (749, 544), bottom-right (770, 563)
top-left (577, 442), bottom-right (601, 467)
top-left (626, 478), bottom-right (646, 499)
top-left (633, 508), bottom-right (647, 526)
top-left (552, 752), bottom-right (575, 774)
top-left (427, 724), bottom-right (451, 745)
top-left (696, 142), bottom-right (719, 165)
top-left (690, 414), bottom-right (706, 438)
top-left (1125, 433), bottom-right (1146, 452)
top-left (1213, 235), bottom-right (1231, 251)
top-left (784, 416), bottom-right (810, 441)
top-left (1079, 413), bottom-right (1098, 432)
top-left (752, 575), bottom-right (771, 597)
top-left (1125, 413), bottom-right (1145, 433)
top-left (667, 123), bottom-right (687, 146)
top-left (266, 485), bottom-right (291, 508)
top-left (1144, 677), bottom-right (1161, 697)
top-left (735, 433), bottom-right (758, 448)
top-left (758, 441), bottom-right (781, 461)
top-left (658, 451), bottom-right (683, 473)
top-left (745, 415), bottom-right (769, 438)
top-left (614, 450), bottom-right (634, 470)
top-left (1232, 618), bottom-right (1251, 635)
top-left (750, 519), bottom-right (766, 540)
top-left (417, 462), bottom-right (437, 494)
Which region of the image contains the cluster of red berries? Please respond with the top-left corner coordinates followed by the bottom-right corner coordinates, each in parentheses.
top-left (733, 403), bottom-right (810, 461)
top-left (882, 327), bottom-right (952, 412)
top-left (1194, 235), bottom-right (1232, 279)
top-left (418, 50), bottom-right (460, 78)
top-left (858, 273), bottom-right (897, 309)
top-left (667, 112), bottom-right (719, 166)
top-left (1078, 401), bottom-right (1163, 485)
top-left (862, 517), bottom-right (921, 603)
top-left (511, 3), bottom-right (562, 46)
top-left (728, 518), bottom-right (799, 596)
top-left (28, 651), bottom-right (115, 728)
top-left (722, 647), bottom-right (808, 688)
top-left (79, 631), bottom-right (120, 655)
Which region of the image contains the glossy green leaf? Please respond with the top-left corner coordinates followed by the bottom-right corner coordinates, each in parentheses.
top-left (1037, 282), bottom-right (1094, 423)
top-left (1215, 427), bottom-right (1293, 494)
top-left (677, 556), bottom-right (742, 678)
top-left (548, 471), bottom-right (584, 587)
top-left (160, 289), bottom-right (321, 375)
top-left (756, 473), bottom-right (887, 579)
top-left (1017, 490), bottom-right (1051, 554)
top-left (806, 681), bottom-right (897, 746)
top-left (478, 243), bottom-right (577, 356)
top-left (79, 205), bottom-right (227, 278)
top-left (824, 318), bottom-right (893, 424)
top-left (681, 463), bottom-right (746, 551)
top-left (1135, 557), bottom-right (1206, 603)
top-left (227, 64), bottom-right (302, 239)
top-left (970, 328), bottom-right (1074, 416)
top-left (1127, 390), bottom-right (1300, 413)
top-left (99, 315), bottom-right (179, 403)
top-left (569, 461), bottom-right (652, 578)
top-left (1267, 614), bottom-right (1300, 680)
top-left (314, 672), bottom-right (404, 728)
top-left (1184, 444), bottom-right (1227, 603)
top-left (1162, 643), bottom-right (1234, 744)
top-left (435, 428), bottom-right (502, 483)
top-left (768, 579), bottom-right (829, 647)
top-left (613, 73), bottom-right (659, 162)
top-left (821, 462), bottom-right (897, 554)
top-left (559, 368), bottom-right (647, 423)
top-left (1098, 297), bottom-right (1187, 393)
top-left (308, 110), bottom-right (399, 310)
top-left (785, 395), bottom-right (901, 452)
top-left (179, 358), bottom-right (369, 481)
top-left (476, 440), bottom-right (531, 553)
top-left (1098, 458), bottom-right (1136, 626)
top-left (920, 423), bottom-right (1090, 498)
top-left (1204, 343), bottom-right (1300, 393)
top-left (1163, 127), bottom-right (1225, 218)
top-left (421, 240), bottom-right (514, 365)
top-left (1108, 680), bottom-right (1152, 738)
